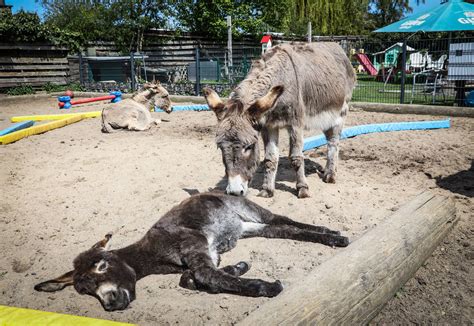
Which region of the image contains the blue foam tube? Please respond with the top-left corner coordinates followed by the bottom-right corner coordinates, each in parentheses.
top-left (0, 120), bottom-right (35, 136)
top-left (303, 119), bottom-right (451, 151)
top-left (156, 104), bottom-right (210, 112)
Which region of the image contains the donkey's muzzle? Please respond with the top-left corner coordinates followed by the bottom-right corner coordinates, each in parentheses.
top-left (226, 175), bottom-right (248, 196)
top-left (102, 289), bottom-right (130, 311)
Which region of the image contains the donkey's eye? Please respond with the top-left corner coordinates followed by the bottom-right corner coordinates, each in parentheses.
top-left (244, 144), bottom-right (255, 153)
top-left (95, 260), bottom-right (108, 273)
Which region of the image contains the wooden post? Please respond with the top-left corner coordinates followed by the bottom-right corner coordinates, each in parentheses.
top-left (399, 38), bottom-right (407, 104)
top-left (240, 191), bottom-right (457, 325)
top-left (307, 21), bottom-right (312, 43)
top-left (227, 15), bottom-right (233, 76)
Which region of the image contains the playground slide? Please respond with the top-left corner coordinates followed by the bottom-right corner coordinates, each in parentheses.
top-left (355, 53), bottom-right (377, 76)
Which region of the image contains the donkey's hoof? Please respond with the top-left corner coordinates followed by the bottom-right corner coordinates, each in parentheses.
top-left (330, 235), bottom-right (350, 248)
top-left (323, 171), bottom-right (336, 183)
top-left (179, 271), bottom-right (197, 290)
top-left (258, 189), bottom-right (274, 198)
top-left (297, 187), bottom-right (310, 198)
top-left (236, 261), bottom-right (251, 275)
top-left (267, 280), bottom-right (284, 297)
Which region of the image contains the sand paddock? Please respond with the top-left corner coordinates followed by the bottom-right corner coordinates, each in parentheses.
top-left (0, 96), bottom-right (472, 324)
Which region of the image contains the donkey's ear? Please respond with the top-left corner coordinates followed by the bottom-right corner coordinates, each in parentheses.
top-left (34, 270), bottom-right (74, 292)
top-left (247, 85), bottom-right (284, 118)
top-left (92, 233), bottom-right (112, 250)
top-left (203, 87), bottom-right (225, 121)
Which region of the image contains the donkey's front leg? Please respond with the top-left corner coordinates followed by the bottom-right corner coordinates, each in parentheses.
top-left (182, 252), bottom-right (282, 297)
top-left (258, 127), bottom-right (279, 198)
top-left (180, 261), bottom-right (250, 290)
top-left (288, 126), bottom-right (310, 198)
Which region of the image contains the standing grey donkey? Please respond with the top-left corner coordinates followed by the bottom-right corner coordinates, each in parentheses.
top-left (35, 192), bottom-right (348, 311)
top-left (203, 42), bottom-right (356, 198)
top-left (101, 82), bottom-right (171, 133)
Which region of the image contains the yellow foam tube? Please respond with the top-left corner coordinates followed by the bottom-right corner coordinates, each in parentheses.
top-left (0, 305), bottom-right (134, 325)
top-left (11, 111), bottom-right (101, 122)
top-left (0, 115), bottom-right (84, 145)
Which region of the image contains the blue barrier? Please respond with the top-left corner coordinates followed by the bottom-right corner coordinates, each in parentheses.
top-left (0, 120), bottom-right (35, 136)
top-left (156, 104), bottom-right (210, 112)
top-left (303, 119), bottom-right (451, 151)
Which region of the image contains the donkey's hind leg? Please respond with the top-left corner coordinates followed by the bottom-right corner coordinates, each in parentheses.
top-left (242, 198), bottom-right (341, 235)
top-left (322, 102), bottom-right (347, 183)
top-left (242, 225), bottom-right (348, 247)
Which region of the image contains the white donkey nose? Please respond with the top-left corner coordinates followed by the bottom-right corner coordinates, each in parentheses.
top-left (226, 175), bottom-right (247, 196)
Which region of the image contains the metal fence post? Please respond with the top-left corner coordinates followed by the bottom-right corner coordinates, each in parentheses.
top-left (195, 46), bottom-right (200, 96)
top-left (399, 39), bottom-right (407, 104)
top-left (130, 51), bottom-right (136, 92)
top-left (78, 51), bottom-right (84, 87)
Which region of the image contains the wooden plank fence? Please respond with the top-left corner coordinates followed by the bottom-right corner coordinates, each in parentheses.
top-left (0, 31), bottom-right (358, 89)
top-left (0, 44), bottom-right (70, 88)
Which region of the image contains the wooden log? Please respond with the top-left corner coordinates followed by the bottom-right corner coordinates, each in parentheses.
top-left (240, 191), bottom-right (457, 325)
top-left (353, 102), bottom-right (474, 118)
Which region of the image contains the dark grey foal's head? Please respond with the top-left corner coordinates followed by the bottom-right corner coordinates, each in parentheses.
top-left (34, 234), bottom-right (137, 311)
top-left (203, 86), bottom-right (284, 196)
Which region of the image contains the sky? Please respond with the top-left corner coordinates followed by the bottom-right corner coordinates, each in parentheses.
top-left (8, 0), bottom-right (443, 19)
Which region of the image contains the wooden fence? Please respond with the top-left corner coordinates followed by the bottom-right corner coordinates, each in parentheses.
top-left (0, 31), bottom-right (359, 90)
top-left (0, 44), bottom-right (70, 88)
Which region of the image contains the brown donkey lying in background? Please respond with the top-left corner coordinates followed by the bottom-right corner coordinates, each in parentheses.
top-left (35, 193), bottom-right (348, 311)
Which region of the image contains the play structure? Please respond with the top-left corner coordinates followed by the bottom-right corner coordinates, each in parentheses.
top-left (354, 53), bottom-right (377, 76)
top-left (241, 191), bottom-right (456, 324)
top-left (58, 91), bottom-right (122, 109)
top-left (0, 305), bottom-right (133, 325)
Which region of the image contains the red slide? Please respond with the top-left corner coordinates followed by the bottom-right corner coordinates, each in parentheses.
top-left (355, 53), bottom-right (377, 76)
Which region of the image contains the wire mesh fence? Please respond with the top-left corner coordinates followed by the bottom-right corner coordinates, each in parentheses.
top-left (351, 36), bottom-right (474, 106)
top-left (75, 36), bottom-right (474, 107)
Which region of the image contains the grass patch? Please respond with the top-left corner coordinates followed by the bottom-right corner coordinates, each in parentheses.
top-left (6, 85), bottom-right (35, 96)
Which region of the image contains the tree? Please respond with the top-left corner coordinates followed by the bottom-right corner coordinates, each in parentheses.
top-left (284, 0), bottom-right (372, 36)
top-left (172, 0), bottom-right (271, 39)
top-left (369, 0), bottom-right (425, 29)
top-left (0, 9), bottom-right (82, 50)
top-left (41, 0), bottom-right (171, 52)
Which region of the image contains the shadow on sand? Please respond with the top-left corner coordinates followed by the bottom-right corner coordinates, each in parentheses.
top-left (435, 160), bottom-right (474, 198)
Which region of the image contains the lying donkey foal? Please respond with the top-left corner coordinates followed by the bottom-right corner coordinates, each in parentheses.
top-left (35, 193), bottom-right (348, 311)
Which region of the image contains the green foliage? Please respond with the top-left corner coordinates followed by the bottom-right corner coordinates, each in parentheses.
top-left (173, 0), bottom-right (276, 39)
top-left (285, 0), bottom-right (372, 35)
top-left (0, 10), bottom-right (83, 51)
top-left (42, 82), bottom-right (84, 93)
top-left (6, 85), bottom-right (35, 96)
top-left (4, 0), bottom-right (432, 51)
top-left (41, 0), bottom-right (171, 52)
top-left (0, 10), bottom-right (45, 43)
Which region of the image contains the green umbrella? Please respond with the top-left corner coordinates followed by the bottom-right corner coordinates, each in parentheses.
top-left (375, 0), bottom-right (474, 33)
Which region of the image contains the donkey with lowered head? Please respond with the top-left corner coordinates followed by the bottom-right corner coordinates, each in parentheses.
top-left (204, 42), bottom-right (356, 198)
top-left (35, 192), bottom-right (348, 311)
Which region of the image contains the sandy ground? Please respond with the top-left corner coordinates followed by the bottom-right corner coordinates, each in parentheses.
top-left (0, 96), bottom-right (472, 325)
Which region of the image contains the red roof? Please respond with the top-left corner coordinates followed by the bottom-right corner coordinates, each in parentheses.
top-left (260, 35), bottom-right (272, 44)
